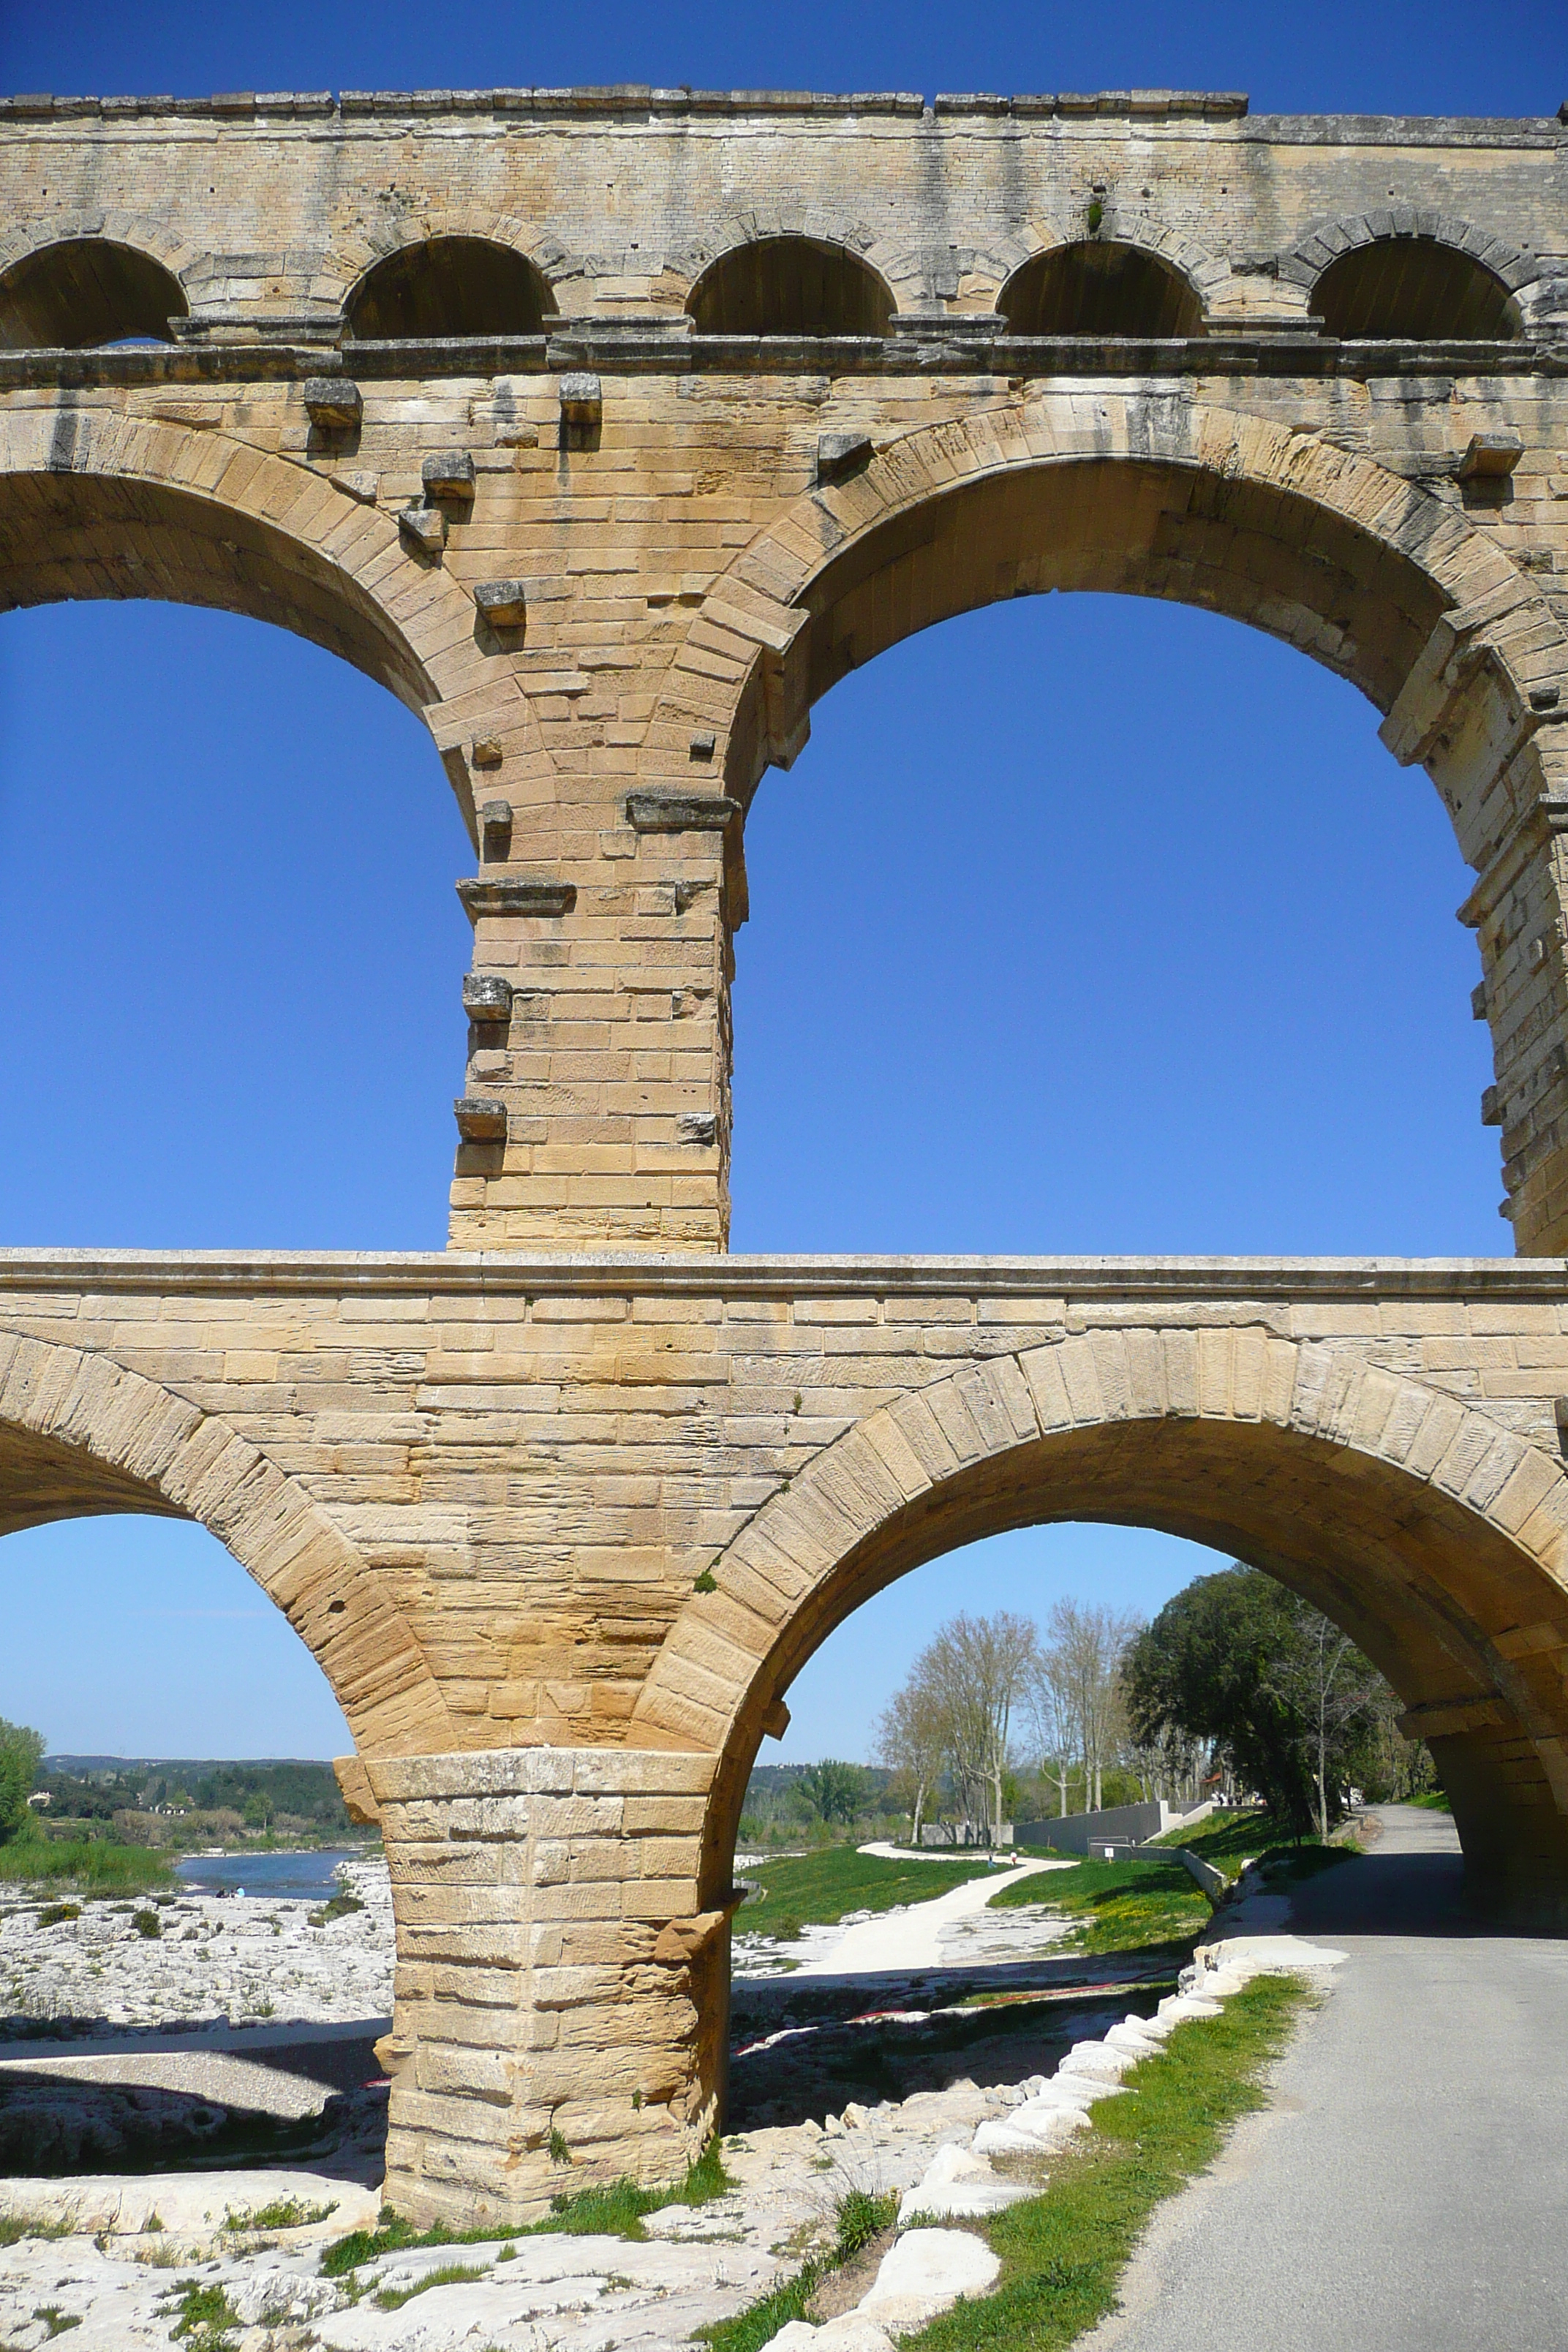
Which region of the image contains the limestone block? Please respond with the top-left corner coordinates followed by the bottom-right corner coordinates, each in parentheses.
top-left (898, 2141), bottom-right (1035, 2223)
top-left (302, 377), bottom-right (361, 429)
top-left (860, 2228), bottom-right (1001, 2328)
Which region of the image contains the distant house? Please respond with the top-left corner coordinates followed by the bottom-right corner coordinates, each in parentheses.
top-left (26, 1791), bottom-right (50, 1809)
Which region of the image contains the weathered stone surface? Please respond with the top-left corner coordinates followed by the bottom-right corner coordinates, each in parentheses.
top-left (1, 84), bottom-right (1567, 2233)
top-left (0, 91), bottom-right (1562, 1254)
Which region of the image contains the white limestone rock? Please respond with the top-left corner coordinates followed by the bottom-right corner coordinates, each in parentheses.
top-left (859, 2225), bottom-right (1002, 2328)
top-left (1058, 2040), bottom-right (1131, 2083)
top-left (1104, 2021), bottom-right (1165, 2057)
top-left (771, 2320), bottom-right (899, 2350)
top-left (972, 2101), bottom-right (1090, 2157)
top-left (898, 2141), bottom-right (1036, 2224)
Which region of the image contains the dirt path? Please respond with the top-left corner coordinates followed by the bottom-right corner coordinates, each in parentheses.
top-left (792, 1852), bottom-right (1071, 1975)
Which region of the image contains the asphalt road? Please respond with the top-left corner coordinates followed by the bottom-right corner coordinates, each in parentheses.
top-left (1083, 1805), bottom-right (1568, 2352)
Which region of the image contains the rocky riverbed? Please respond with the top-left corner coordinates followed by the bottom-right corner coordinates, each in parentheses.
top-left (0, 1857), bottom-right (1297, 2348)
top-left (0, 1856), bottom-right (393, 2045)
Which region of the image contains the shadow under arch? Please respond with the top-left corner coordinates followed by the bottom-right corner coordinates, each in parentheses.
top-left (344, 235), bottom-right (557, 340)
top-left (630, 1333), bottom-right (1568, 1906)
top-left (0, 1326), bottom-right (452, 1760)
top-left (1313, 236), bottom-right (1521, 341)
top-left (0, 238), bottom-right (189, 350)
top-left (687, 236), bottom-right (893, 337)
top-left (1000, 241), bottom-right (1204, 337)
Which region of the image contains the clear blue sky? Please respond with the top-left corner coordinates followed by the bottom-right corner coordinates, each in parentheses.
top-left (0, 1), bottom-right (1550, 1762)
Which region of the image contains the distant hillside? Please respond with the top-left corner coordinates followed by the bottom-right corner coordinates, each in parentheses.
top-left (39, 1757), bottom-right (349, 1828)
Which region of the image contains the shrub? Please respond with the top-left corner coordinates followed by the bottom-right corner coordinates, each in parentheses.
top-left (132, 1909), bottom-right (162, 1939)
top-left (0, 1719), bottom-right (45, 1844)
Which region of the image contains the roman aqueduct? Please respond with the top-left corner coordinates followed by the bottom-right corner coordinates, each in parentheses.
top-left (1, 83), bottom-right (1567, 2223)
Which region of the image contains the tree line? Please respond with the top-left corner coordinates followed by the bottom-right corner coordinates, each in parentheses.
top-left (874, 1564), bottom-right (1436, 1845)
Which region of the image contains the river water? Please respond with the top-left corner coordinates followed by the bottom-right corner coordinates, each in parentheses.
top-left (173, 1848), bottom-right (355, 1900)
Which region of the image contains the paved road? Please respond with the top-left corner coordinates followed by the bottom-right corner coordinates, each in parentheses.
top-left (1084, 1806), bottom-right (1568, 2352)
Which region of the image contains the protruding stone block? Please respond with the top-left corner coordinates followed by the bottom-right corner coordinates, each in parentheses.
top-left (462, 973), bottom-right (513, 1022)
top-left (474, 578), bottom-right (527, 628)
top-left (457, 876), bottom-right (576, 920)
top-left (399, 503), bottom-right (446, 554)
top-left (480, 799), bottom-right (513, 860)
top-left (625, 791), bottom-right (740, 832)
top-left (816, 429), bottom-right (873, 484)
top-left (470, 736), bottom-right (504, 768)
top-left (559, 371), bottom-right (603, 423)
top-left (1458, 432), bottom-right (1522, 479)
top-left (422, 448), bottom-right (477, 497)
top-left (303, 375), bottom-right (362, 428)
top-left (454, 1096), bottom-right (507, 1141)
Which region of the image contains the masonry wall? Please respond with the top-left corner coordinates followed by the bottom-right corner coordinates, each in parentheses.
top-left (3, 92), bottom-right (1568, 2223)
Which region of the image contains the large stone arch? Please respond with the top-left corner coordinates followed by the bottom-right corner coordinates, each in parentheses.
top-left (632, 1330), bottom-right (1568, 1900)
top-left (645, 393), bottom-right (1568, 1242)
top-left (0, 1325), bottom-right (453, 1756)
top-left (0, 402), bottom-right (551, 837)
top-left (650, 391), bottom-right (1565, 802)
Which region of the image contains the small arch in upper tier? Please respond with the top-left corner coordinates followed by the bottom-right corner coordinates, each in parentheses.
top-left (1313, 237), bottom-right (1520, 340)
top-left (0, 239), bottom-right (189, 350)
top-left (999, 242), bottom-right (1205, 338)
top-left (687, 236), bottom-right (894, 337)
top-left (344, 236), bottom-right (557, 340)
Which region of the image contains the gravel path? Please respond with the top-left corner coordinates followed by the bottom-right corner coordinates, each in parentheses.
top-left (793, 1855), bottom-right (1069, 1975)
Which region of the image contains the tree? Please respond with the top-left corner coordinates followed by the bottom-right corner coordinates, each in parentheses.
top-left (1036, 1599), bottom-right (1142, 1814)
top-left (920, 1611), bottom-right (1039, 1846)
top-left (1124, 1566), bottom-right (1387, 1839)
top-left (1271, 1602), bottom-right (1387, 1837)
top-left (878, 1610), bottom-right (1039, 1847)
top-left (0, 1718), bottom-right (45, 1844)
top-left (875, 1679), bottom-right (949, 1845)
top-left (796, 1759), bottom-right (867, 1825)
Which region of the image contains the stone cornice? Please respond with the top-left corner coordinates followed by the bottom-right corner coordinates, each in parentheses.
top-left (1, 334), bottom-right (1563, 392)
top-left (0, 1248), bottom-right (1564, 1302)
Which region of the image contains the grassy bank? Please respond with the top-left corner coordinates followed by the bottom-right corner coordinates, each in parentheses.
top-left (905, 1973), bottom-right (1308, 2350)
top-left (987, 1848), bottom-right (1213, 1953)
top-left (734, 1846), bottom-right (997, 1941)
top-left (0, 1836), bottom-right (173, 1894)
top-left (995, 1812), bottom-right (1357, 1955)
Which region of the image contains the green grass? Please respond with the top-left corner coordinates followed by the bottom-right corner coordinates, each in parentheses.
top-left (223, 2196), bottom-right (339, 2233)
top-left (993, 1812), bottom-right (1360, 1957)
top-left (0, 1839), bottom-right (173, 1893)
top-left (322, 2136), bottom-right (733, 2274)
top-left (696, 2188), bottom-right (898, 2352)
top-left (988, 1850), bottom-right (1215, 1954)
top-left (1409, 1788), bottom-right (1452, 1812)
top-left (162, 2280), bottom-right (241, 2351)
top-left (0, 2217), bottom-right (72, 2249)
top-left (902, 1975), bottom-right (1308, 2351)
top-left (374, 2260), bottom-right (491, 2310)
top-left (734, 1846), bottom-right (997, 1941)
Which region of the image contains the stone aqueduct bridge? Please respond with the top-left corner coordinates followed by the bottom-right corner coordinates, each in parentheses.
top-left (2, 87), bottom-right (1568, 2223)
